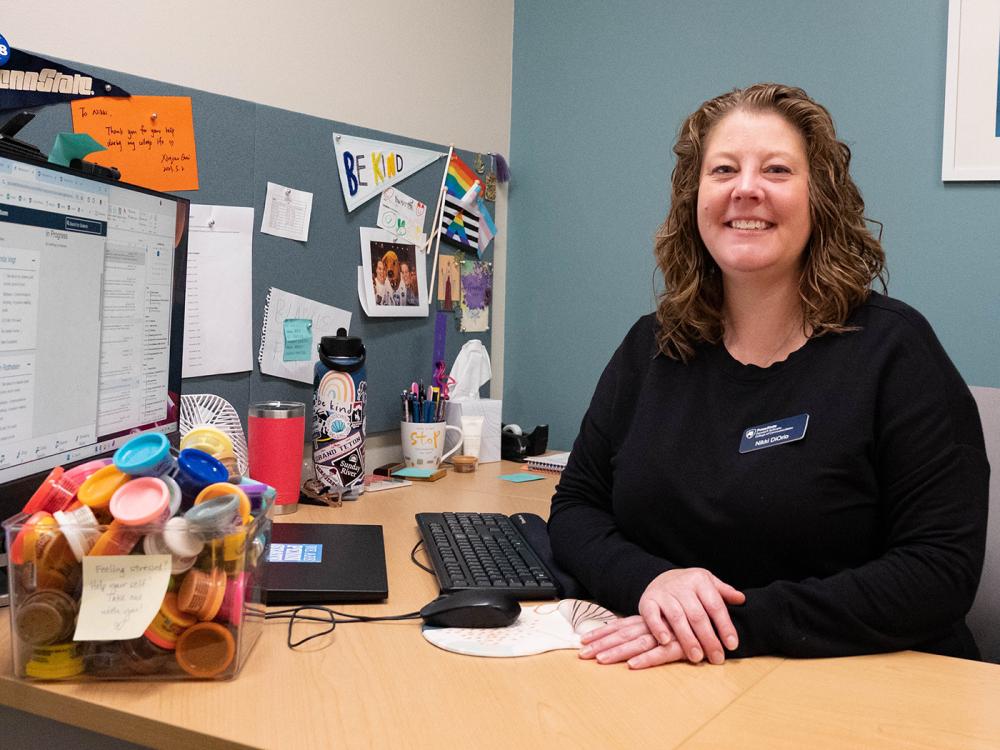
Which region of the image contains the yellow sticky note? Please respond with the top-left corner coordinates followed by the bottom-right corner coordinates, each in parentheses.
top-left (73, 555), bottom-right (172, 640)
top-left (71, 95), bottom-right (199, 191)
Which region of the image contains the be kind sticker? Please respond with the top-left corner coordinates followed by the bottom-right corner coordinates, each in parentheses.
top-left (739, 413), bottom-right (809, 454)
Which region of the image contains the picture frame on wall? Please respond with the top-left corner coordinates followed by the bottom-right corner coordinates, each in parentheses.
top-left (942, 0), bottom-right (1000, 180)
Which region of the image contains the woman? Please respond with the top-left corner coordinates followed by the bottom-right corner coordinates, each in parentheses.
top-left (548, 83), bottom-right (989, 668)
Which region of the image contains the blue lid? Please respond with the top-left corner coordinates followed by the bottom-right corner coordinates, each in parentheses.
top-left (113, 433), bottom-right (171, 476)
top-left (177, 448), bottom-right (228, 485)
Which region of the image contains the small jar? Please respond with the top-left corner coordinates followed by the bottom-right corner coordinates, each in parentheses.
top-left (113, 433), bottom-right (176, 477)
top-left (161, 516), bottom-right (205, 558)
top-left (63, 458), bottom-right (113, 488)
top-left (177, 567), bottom-right (227, 621)
top-left (76, 465), bottom-right (130, 524)
top-left (53, 505), bottom-right (101, 561)
top-left (15, 589), bottom-right (78, 646)
top-left (184, 494), bottom-right (242, 540)
top-left (144, 592), bottom-right (198, 650)
top-left (88, 520), bottom-right (142, 557)
top-left (174, 449), bottom-right (229, 508)
top-left (22, 466), bottom-right (79, 515)
top-left (142, 532), bottom-right (197, 575)
top-left (24, 642), bottom-right (86, 679)
top-left (196, 483), bottom-right (251, 524)
top-left (175, 622), bottom-right (236, 678)
top-left (180, 426), bottom-right (237, 478)
top-left (218, 572), bottom-right (247, 625)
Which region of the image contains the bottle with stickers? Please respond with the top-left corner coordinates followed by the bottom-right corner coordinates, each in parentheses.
top-left (312, 329), bottom-right (367, 499)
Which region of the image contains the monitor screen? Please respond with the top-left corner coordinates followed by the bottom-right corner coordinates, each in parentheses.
top-left (0, 153), bottom-right (188, 515)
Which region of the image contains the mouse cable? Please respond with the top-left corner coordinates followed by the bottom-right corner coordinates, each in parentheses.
top-left (265, 606), bottom-right (424, 649)
top-left (410, 539), bottom-right (434, 575)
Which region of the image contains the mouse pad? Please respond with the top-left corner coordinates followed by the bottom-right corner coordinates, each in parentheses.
top-left (421, 599), bottom-right (615, 657)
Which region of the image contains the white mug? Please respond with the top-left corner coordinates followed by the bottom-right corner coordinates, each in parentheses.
top-left (400, 421), bottom-right (463, 468)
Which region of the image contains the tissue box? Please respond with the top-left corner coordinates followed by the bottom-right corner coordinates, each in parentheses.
top-left (445, 398), bottom-right (502, 463)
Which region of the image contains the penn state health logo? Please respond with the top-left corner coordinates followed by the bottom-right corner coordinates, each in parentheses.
top-left (745, 429), bottom-right (756, 439)
top-left (0, 33), bottom-right (11, 66)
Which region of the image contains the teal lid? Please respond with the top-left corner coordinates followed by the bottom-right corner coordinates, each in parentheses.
top-left (113, 433), bottom-right (171, 476)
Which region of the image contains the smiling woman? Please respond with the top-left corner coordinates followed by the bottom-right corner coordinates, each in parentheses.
top-left (547, 83), bottom-right (990, 670)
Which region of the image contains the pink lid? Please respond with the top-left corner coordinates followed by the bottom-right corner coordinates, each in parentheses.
top-left (109, 477), bottom-right (170, 526)
top-left (64, 458), bottom-right (114, 486)
top-left (220, 573), bottom-right (247, 625)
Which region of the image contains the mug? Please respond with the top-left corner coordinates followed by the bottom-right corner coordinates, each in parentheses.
top-left (400, 421), bottom-right (463, 468)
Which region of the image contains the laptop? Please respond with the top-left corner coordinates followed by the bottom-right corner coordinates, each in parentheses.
top-left (263, 523), bottom-right (389, 604)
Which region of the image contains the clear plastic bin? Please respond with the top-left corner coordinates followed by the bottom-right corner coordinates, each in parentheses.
top-left (3, 496), bottom-right (271, 681)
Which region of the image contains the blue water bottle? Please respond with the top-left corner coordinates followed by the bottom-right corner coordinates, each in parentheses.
top-left (312, 328), bottom-right (367, 499)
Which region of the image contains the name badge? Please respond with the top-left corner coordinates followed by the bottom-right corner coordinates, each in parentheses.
top-left (739, 413), bottom-right (809, 454)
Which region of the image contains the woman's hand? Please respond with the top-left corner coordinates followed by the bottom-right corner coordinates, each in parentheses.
top-left (638, 568), bottom-right (746, 664)
top-left (578, 616), bottom-right (685, 668)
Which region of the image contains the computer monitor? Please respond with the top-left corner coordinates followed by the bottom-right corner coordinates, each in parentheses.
top-left (0, 152), bottom-right (188, 519)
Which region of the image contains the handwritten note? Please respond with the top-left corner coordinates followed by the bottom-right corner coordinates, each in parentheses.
top-left (71, 95), bottom-right (199, 191)
top-left (74, 555), bottom-right (171, 640)
top-left (378, 187), bottom-right (427, 247)
top-left (282, 318), bottom-right (313, 361)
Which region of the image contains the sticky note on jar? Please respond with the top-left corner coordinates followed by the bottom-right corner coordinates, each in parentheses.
top-left (73, 555), bottom-right (171, 640)
top-left (282, 318), bottom-right (313, 361)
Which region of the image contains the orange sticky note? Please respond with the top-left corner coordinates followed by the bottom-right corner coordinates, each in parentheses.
top-left (71, 95), bottom-right (199, 191)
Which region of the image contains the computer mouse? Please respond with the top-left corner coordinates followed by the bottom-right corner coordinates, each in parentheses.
top-left (419, 590), bottom-right (521, 628)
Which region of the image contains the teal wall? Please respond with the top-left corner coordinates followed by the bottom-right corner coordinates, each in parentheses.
top-left (504, 0), bottom-right (1000, 449)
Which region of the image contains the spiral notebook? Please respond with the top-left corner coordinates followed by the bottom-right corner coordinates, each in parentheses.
top-left (526, 452), bottom-right (570, 472)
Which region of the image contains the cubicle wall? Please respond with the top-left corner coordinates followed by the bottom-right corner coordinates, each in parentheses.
top-left (16, 57), bottom-right (492, 435)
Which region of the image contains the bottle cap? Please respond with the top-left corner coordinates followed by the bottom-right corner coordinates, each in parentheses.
top-left (77, 465), bottom-right (130, 517)
top-left (195, 482), bottom-right (251, 524)
top-left (113, 433), bottom-right (172, 476)
top-left (15, 590), bottom-right (78, 646)
top-left (109, 477), bottom-right (170, 526)
top-left (174, 622), bottom-right (236, 678)
top-left (53, 505), bottom-right (101, 560)
top-left (318, 328), bottom-right (364, 369)
top-left (162, 516), bottom-right (205, 558)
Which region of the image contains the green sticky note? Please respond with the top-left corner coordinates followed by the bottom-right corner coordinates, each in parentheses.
top-left (282, 318), bottom-right (313, 361)
top-left (392, 467), bottom-right (435, 478)
top-left (48, 133), bottom-right (106, 167)
top-left (498, 473), bottom-right (545, 483)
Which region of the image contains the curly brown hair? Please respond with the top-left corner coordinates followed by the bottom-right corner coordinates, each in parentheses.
top-left (654, 83), bottom-right (886, 361)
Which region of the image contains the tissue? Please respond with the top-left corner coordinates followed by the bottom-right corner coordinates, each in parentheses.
top-left (445, 340), bottom-right (502, 463)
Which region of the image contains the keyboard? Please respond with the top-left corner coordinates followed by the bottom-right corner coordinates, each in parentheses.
top-left (416, 512), bottom-right (559, 598)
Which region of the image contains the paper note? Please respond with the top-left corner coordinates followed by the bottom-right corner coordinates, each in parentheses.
top-left (259, 287), bottom-right (351, 384)
top-left (183, 205), bottom-right (254, 378)
top-left (378, 187), bottom-right (427, 247)
top-left (392, 467), bottom-right (436, 478)
top-left (498, 473), bottom-right (545, 483)
top-left (261, 182), bottom-right (313, 242)
top-left (74, 555), bottom-right (172, 640)
top-left (459, 260), bottom-right (492, 332)
top-left (71, 95), bottom-right (199, 191)
top-left (437, 254), bottom-right (460, 308)
top-left (47, 132), bottom-right (105, 167)
top-left (283, 318), bottom-right (313, 361)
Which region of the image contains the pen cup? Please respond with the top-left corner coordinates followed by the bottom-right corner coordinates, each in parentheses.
top-left (400, 421), bottom-right (463, 469)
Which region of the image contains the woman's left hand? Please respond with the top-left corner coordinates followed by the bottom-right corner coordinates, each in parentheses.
top-left (578, 616), bottom-right (686, 668)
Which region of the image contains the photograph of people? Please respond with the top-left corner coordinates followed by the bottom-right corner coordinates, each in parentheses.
top-left (400, 260), bottom-right (419, 306)
top-left (548, 83), bottom-right (990, 669)
top-left (372, 257), bottom-right (392, 305)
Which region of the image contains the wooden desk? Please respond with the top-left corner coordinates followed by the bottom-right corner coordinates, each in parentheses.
top-left (1, 462), bottom-right (998, 749)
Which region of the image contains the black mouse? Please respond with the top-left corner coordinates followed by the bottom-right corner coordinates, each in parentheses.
top-left (419, 590), bottom-right (521, 628)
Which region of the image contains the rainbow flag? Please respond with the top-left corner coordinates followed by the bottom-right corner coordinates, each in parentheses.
top-left (440, 153), bottom-right (495, 255)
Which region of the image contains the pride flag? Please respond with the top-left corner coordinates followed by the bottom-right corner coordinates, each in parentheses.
top-left (440, 153), bottom-right (495, 255)
top-left (444, 152), bottom-right (479, 198)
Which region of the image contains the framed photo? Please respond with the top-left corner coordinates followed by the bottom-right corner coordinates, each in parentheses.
top-left (356, 227), bottom-right (428, 318)
top-left (942, 0), bottom-right (1000, 180)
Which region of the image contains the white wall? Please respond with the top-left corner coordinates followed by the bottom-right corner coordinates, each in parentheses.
top-left (2, 0), bottom-right (514, 464)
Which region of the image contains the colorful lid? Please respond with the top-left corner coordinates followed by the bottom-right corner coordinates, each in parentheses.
top-left (53, 506), bottom-right (101, 561)
top-left (63, 458), bottom-right (113, 487)
top-left (162, 516), bottom-right (205, 558)
top-left (77, 465), bottom-right (130, 509)
top-left (195, 483), bottom-right (251, 524)
top-left (162, 474), bottom-right (183, 517)
top-left (9, 511), bottom-right (55, 565)
top-left (177, 567), bottom-right (227, 621)
top-left (114, 433), bottom-right (172, 476)
top-left (142, 533), bottom-right (197, 575)
top-left (109, 477), bottom-right (170, 526)
top-left (180, 426), bottom-right (235, 460)
top-left (176, 448), bottom-right (228, 487)
top-left (184, 494), bottom-right (241, 535)
top-left (24, 642), bottom-right (86, 679)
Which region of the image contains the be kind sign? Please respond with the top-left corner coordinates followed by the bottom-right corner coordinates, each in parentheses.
top-left (333, 133), bottom-right (444, 212)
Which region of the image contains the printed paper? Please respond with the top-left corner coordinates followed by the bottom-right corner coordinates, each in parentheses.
top-left (183, 205), bottom-right (254, 378)
top-left (74, 555), bottom-right (172, 640)
top-left (71, 95), bottom-right (199, 191)
top-left (261, 182), bottom-right (313, 242)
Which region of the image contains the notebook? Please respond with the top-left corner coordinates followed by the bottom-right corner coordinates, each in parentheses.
top-left (263, 523), bottom-right (388, 604)
top-left (525, 452), bottom-right (570, 472)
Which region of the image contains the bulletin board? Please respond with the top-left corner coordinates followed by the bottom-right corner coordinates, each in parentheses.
top-left (12, 57), bottom-right (494, 435)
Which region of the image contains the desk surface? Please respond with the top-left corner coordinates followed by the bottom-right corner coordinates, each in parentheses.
top-left (2, 461), bottom-right (999, 750)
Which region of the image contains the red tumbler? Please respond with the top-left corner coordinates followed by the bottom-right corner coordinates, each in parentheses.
top-left (247, 402), bottom-right (305, 515)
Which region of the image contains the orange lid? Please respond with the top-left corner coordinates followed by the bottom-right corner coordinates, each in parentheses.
top-left (144, 592), bottom-right (197, 649)
top-left (177, 567), bottom-right (227, 621)
top-left (195, 483), bottom-right (250, 524)
top-left (174, 622), bottom-right (235, 678)
top-left (77, 465), bottom-right (130, 510)
top-left (9, 511), bottom-right (55, 565)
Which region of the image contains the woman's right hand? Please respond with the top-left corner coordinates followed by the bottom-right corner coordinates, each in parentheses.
top-left (637, 568), bottom-right (746, 664)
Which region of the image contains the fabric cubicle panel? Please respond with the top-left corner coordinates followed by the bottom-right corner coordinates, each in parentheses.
top-left (14, 56), bottom-right (491, 435)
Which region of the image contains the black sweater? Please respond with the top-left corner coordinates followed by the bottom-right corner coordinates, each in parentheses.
top-left (548, 293), bottom-right (989, 659)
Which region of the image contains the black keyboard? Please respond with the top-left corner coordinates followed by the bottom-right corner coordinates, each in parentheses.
top-left (416, 512), bottom-right (558, 599)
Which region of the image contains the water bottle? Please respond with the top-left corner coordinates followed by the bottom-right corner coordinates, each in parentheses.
top-left (312, 328), bottom-right (367, 499)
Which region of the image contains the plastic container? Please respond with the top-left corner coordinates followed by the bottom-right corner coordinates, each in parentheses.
top-left (21, 467), bottom-right (80, 515)
top-left (174, 449), bottom-right (229, 508)
top-left (76, 465), bottom-right (130, 523)
top-left (3, 483), bottom-right (272, 681)
top-left (113, 433), bottom-right (175, 477)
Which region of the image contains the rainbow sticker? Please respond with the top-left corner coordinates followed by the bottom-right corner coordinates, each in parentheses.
top-left (317, 371), bottom-right (356, 406)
